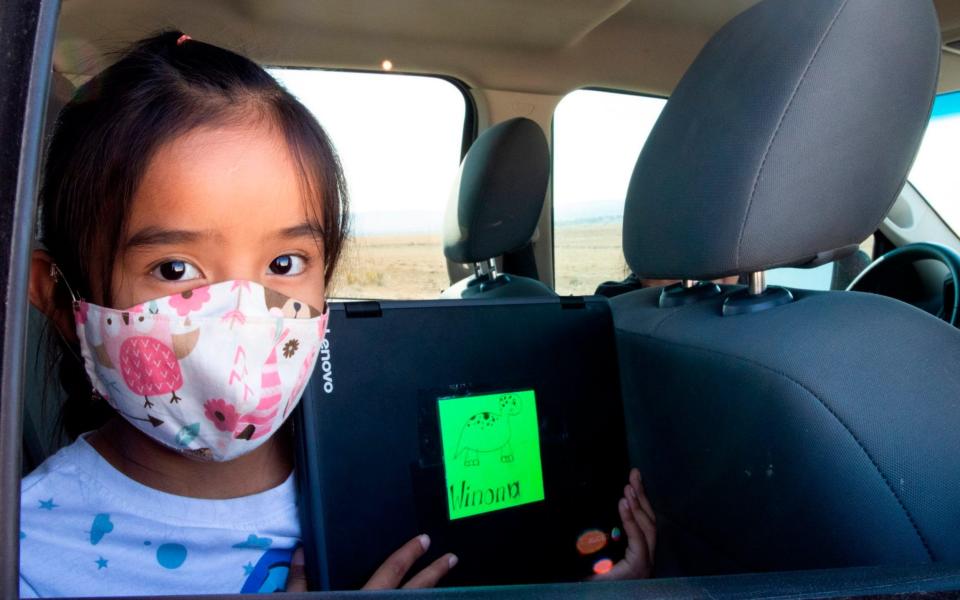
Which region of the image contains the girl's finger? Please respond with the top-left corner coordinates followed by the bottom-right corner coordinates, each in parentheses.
top-left (285, 546), bottom-right (308, 592)
top-left (629, 469), bottom-right (656, 524)
top-left (625, 484), bottom-right (657, 556)
top-left (362, 534), bottom-right (430, 589)
top-left (590, 498), bottom-right (649, 581)
top-left (620, 495), bottom-right (652, 566)
top-left (402, 553), bottom-right (458, 589)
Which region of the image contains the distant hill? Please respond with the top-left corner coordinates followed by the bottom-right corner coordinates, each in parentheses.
top-left (553, 198), bottom-right (624, 226)
top-left (350, 199), bottom-right (625, 237)
top-left (554, 214), bottom-right (622, 227)
top-left (350, 210), bottom-right (444, 236)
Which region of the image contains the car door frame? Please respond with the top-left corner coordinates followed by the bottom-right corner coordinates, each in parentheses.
top-left (0, 0), bottom-right (60, 595)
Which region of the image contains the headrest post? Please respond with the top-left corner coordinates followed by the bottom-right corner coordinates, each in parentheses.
top-left (473, 258), bottom-right (498, 280)
top-left (748, 271), bottom-right (766, 296)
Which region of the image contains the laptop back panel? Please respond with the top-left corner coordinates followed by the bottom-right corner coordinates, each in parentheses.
top-left (295, 297), bottom-right (629, 589)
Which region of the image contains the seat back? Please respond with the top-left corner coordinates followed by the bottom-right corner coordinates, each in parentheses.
top-left (611, 0), bottom-right (955, 574)
top-left (613, 287), bottom-right (960, 572)
top-left (441, 117), bottom-right (555, 299)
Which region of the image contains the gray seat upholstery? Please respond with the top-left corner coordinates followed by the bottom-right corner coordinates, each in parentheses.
top-left (441, 117), bottom-right (555, 299)
top-left (831, 249), bottom-right (872, 290)
top-left (611, 0), bottom-right (959, 575)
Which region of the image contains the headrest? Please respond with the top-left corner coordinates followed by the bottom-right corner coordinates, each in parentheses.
top-left (444, 117), bottom-right (549, 264)
top-left (623, 0), bottom-right (941, 280)
top-left (45, 71), bottom-right (75, 142)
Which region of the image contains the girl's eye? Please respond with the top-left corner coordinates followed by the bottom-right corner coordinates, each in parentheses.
top-left (268, 255), bottom-right (306, 276)
top-left (151, 260), bottom-right (201, 282)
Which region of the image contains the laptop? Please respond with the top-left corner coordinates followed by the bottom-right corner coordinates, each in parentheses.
top-left (295, 296), bottom-right (629, 589)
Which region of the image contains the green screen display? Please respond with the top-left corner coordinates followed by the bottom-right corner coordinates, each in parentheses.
top-left (438, 390), bottom-right (545, 520)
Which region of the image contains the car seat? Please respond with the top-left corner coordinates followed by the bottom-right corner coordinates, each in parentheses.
top-left (610, 0), bottom-right (960, 575)
top-left (441, 117), bottom-right (555, 298)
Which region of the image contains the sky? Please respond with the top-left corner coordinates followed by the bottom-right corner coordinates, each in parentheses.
top-left (552, 90), bottom-right (665, 223)
top-left (270, 68), bottom-right (465, 236)
top-left (270, 69), bottom-right (666, 235)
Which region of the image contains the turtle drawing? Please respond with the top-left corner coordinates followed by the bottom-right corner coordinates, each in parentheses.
top-left (454, 394), bottom-right (522, 467)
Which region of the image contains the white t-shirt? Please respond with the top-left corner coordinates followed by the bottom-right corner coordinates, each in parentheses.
top-left (19, 435), bottom-right (301, 597)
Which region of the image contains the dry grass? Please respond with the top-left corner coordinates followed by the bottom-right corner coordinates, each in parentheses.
top-left (553, 222), bottom-right (629, 295)
top-left (331, 222), bottom-right (626, 299)
top-left (330, 233), bottom-right (449, 299)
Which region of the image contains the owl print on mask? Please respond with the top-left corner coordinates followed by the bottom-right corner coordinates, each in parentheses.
top-left (92, 306), bottom-right (200, 409)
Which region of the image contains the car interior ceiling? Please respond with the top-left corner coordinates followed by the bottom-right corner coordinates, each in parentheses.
top-left (47, 0), bottom-right (960, 96)
top-left (4, 0), bottom-right (960, 598)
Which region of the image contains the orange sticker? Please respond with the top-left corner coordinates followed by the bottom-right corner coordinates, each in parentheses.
top-left (592, 558), bottom-right (614, 575)
top-left (576, 529), bottom-right (608, 555)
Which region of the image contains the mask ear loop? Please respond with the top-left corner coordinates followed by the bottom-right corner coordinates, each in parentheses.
top-left (49, 263), bottom-right (81, 311)
top-left (48, 265), bottom-right (114, 414)
top-left (48, 263), bottom-right (86, 366)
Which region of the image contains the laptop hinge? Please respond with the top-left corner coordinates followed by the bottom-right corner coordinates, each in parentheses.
top-left (344, 301), bottom-right (383, 318)
top-left (560, 296), bottom-right (586, 309)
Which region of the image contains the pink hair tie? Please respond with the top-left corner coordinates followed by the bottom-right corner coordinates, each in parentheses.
top-left (176, 34), bottom-right (192, 46)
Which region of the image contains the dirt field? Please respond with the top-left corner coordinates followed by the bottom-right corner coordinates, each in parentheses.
top-left (330, 233), bottom-right (449, 299)
top-left (331, 222), bottom-right (627, 299)
top-left (553, 222), bottom-right (629, 295)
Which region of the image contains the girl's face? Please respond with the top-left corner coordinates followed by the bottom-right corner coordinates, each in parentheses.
top-left (110, 122), bottom-right (326, 311)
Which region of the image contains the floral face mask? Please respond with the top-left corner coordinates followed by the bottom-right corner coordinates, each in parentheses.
top-left (71, 279), bottom-right (328, 461)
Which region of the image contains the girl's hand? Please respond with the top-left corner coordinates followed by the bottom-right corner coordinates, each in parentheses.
top-left (591, 468), bottom-right (656, 581)
top-left (363, 534), bottom-right (457, 589)
top-left (284, 535), bottom-right (456, 592)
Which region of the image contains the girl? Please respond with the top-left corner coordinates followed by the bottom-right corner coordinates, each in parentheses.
top-left (19, 31), bottom-right (656, 596)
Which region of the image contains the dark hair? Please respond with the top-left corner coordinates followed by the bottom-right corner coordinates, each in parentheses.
top-left (39, 31), bottom-right (349, 438)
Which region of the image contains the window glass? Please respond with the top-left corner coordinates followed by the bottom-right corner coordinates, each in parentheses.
top-left (270, 69), bottom-right (466, 299)
top-left (909, 91), bottom-right (960, 234)
top-left (767, 236), bottom-right (875, 291)
top-left (552, 90), bottom-right (666, 295)
top-left (765, 263), bottom-right (835, 290)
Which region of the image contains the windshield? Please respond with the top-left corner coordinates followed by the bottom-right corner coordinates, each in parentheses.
top-left (908, 91), bottom-right (960, 234)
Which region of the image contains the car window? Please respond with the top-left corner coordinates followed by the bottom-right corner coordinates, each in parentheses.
top-left (765, 262), bottom-right (836, 290)
top-left (766, 236), bottom-right (875, 291)
top-left (552, 90), bottom-right (666, 295)
top-left (908, 90), bottom-right (960, 235)
top-left (269, 69), bottom-right (468, 300)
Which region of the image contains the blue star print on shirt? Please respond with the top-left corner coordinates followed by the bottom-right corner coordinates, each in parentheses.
top-left (95, 557), bottom-right (108, 569)
top-left (38, 498), bottom-right (58, 510)
top-left (240, 547), bottom-right (296, 593)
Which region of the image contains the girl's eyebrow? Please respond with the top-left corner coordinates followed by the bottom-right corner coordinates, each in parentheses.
top-left (124, 223), bottom-right (324, 250)
top-left (278, 222), bottom-right (326, 240)
top-left (124, 226), bottom-right (217, 250)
